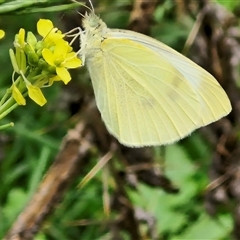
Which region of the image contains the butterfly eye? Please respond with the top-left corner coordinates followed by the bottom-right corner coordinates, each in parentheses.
top-left (89, 15), bottom-right (99, 28)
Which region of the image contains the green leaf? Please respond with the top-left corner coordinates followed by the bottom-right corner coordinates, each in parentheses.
top-left (173, 213), bottom-right (232, 240)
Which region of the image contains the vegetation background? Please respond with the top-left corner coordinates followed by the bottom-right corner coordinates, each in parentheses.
top-left (0, 0), bottom-right (239, 239)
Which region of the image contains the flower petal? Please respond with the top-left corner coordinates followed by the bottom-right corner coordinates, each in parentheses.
top-left (37, 19), bottom-right (54, 37)
top-left (54, 40), bottom-right (69, 58)
top-left (64, 57), bottom-right (82, 68)
top-left (12, 84), bottom-right (26, 105)
top-left (50, 75), bottom-right (62, 82)
top-left (44, 32), bottom-right (64, 45)
top-left (42, 48), bottom-right (55, 66)
top-left (48, 75), bottom-right (62, 85)
top-left (27, 84), bottom-right (47, 106)
top-left (0, 29), bottom-right (5, 39)
top-left (56, 67), bottom-right (71, 84)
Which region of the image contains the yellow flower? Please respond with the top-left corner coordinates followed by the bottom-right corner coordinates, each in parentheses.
top-left (10, 18), bottom-right (82, 108)
top-left (37, 19), bottom-right (64, 46)
top-left (42, 40), bottom-right (81, 84)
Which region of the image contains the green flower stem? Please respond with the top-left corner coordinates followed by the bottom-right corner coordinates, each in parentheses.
top-left (0, 74), bottom-right (28, 121)
top-left (0, 96), bottom-right (18, 120)
top-left (0, 122), bottom-right (14, 130)
top-left (0, 88), bottom-right (11, 106)
top-left (0, 73), bottom-right (23, 107)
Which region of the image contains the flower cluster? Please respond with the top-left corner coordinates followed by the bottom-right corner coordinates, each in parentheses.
top-left (9, 19), bottom-right (81, 106)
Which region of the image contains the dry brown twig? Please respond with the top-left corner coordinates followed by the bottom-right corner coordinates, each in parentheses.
top-left (4, 122), bottom-right (93, 240)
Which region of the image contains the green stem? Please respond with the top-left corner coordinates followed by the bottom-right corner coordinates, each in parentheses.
top-left (0, 122), bottom-right (14, 130)
top-left (0, 74), bottom-right (23, 107)
top-left (0, 96), bottom-right (18, 120)
top-left (0, 88), bottom-right (11, 106)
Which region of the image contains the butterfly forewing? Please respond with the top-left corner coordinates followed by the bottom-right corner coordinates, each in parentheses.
top-left (80, 13), bottom-right (231, 147)
top-left (108, 29), bottom-right (231, 126)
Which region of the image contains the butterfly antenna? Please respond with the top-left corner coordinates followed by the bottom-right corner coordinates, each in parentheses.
top-left (88, 0), bottom-right (94, 13)
top-left (71, 0), bottom-right (93, 13)
top-left (77, 9), bottom-right (85, 18)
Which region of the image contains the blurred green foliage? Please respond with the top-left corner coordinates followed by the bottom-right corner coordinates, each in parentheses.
top-left (0, 0), bottom-right (238, 239)
top-left (216, 0), bottom-right (239, 11)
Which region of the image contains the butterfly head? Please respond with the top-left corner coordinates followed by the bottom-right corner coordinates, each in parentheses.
top-left (82, 12), bottom-right (107, 32)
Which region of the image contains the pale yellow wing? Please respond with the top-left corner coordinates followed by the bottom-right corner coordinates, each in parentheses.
top-left (87, 38), bottom-right (208, 146)
top-left (108, 30), bottom-right (232, 126)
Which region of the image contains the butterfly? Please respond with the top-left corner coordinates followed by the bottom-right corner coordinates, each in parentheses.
top-left (78, 2), bottom-right (231, 147)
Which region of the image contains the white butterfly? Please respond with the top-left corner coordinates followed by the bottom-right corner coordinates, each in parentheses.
top-left (78, 5), bottom-right (231, 147)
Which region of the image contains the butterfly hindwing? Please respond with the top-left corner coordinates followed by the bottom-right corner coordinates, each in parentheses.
top-left (87, 38), bottom-right (204, 146)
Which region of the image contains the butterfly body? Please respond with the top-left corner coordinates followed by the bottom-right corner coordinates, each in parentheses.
top-left (79, 12), bottom-right (231, 147)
